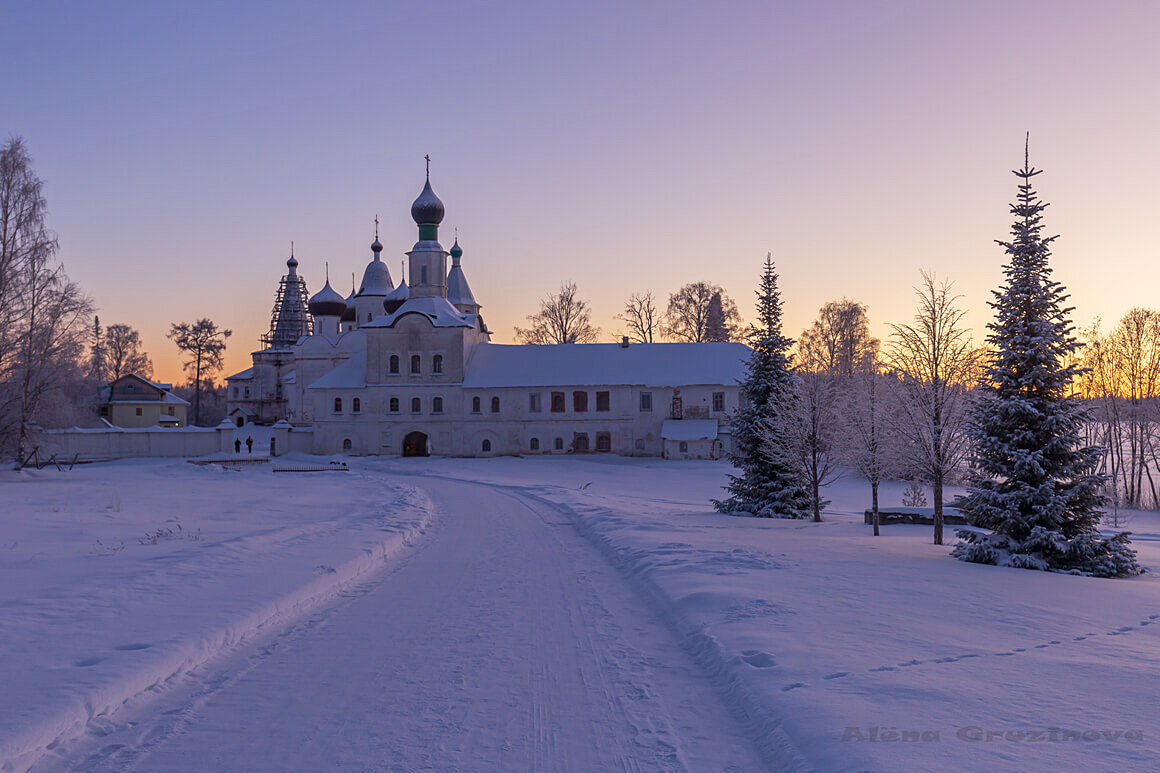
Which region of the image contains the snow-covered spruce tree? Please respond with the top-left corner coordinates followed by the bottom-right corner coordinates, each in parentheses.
top-left (952, 141), bottom-right (1141, 577)
top-left (714, 254), bottom-right (811, 518)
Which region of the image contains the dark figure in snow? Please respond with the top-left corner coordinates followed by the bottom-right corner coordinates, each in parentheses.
top-left (234, 438), bottom-right (241, 454)
top-left (245, 436), bottom-right (253, 454)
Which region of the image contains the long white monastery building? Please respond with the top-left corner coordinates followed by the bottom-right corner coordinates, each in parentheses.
top-left (226, 172), bottom-right (748, 458)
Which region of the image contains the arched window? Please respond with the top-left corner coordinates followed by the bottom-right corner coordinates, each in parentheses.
top-left (472, 396), bottom-right (481, 413)
top-left (411, 355), bottom-right (421, 374)
top-left (596, 432), bottom-right (611, 452)
top-left (352, 398), bottom-right (361, 413)
top-left (491, 396), bottom-right (500, 413)
top-left (342, 438), bottom-right (352, 450)
top-left (389, 397), bottom-right (399, 413)
top-left (334, 397), bottom-right (342, 413)
top-left (530, 437), bottom-right (540, 451)
top-left (421, 266), bottom-right (428, 284)
top-left (554, 437), bottom-right (564, 451)
top-left (482, 438), bottom-right (491, 452)
top-left (433, 354), bottom-right (443, 374)
top-left (433, 396), bottom-right (443, 413)
top-left (411, 397), bottom-right (421, 413)
top-left (389, 355), bottom-right (399, 374)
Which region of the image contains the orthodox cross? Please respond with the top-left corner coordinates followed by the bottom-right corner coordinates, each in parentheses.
top-left (424, 154), bottom-right (431, 178)
top-left (374, 214), bottom-right (379, 239)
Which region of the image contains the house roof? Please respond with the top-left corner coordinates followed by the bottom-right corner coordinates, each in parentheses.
top-left (460, 342), bottom-right (750, 388)
top-left (308, 350), bottom-right (367, 389)
top-left (362, 296), bottom-right (478, 329)
top-left (661, 419), bottom-right (719, 441)
top-left (226, 367), bottom-right (255, 381)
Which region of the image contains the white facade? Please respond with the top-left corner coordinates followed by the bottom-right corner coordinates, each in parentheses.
top-left (227, 175), bottom-right (748, 457)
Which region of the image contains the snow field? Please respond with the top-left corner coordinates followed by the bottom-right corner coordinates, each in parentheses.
top-left (0, 457), bottom-right (435, 771)
top-left (395, 456), bottom-right (1160, 772)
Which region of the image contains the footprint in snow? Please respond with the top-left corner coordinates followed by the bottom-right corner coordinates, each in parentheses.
top-left (739, 650), bottom-right (776, 669)
top-left (781, 683), bottom-right (806, 691)
top-left (823, 672), bottom-right (849, 680)
top-left (869, 666), bottom-right (896, 672)
top-left (75, 657), bottom-right (103, 667)
top-left (314, 564), bottom-right (337, 575)
top-left (113, 642), bottom-right (150, 651)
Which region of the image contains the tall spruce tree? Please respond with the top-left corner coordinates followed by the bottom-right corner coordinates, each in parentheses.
top-left (714, 254), bottom-right (811, 518)
top-left (953, 140), bottom-right (1141, 577)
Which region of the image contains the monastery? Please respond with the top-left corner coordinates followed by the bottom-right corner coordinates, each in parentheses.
top-left (225, 170), bottom-right (748, 458)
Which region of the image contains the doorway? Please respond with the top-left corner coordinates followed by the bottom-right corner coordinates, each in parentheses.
top-left (403, 431), bottom-right (430, 457)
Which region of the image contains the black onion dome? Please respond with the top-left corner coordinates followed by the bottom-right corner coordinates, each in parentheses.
top-left (371, 237), bottom-right (383, 253)
top-left (410, 178), bottom-right (445, 225)
top-left (308, 279), bottom-right (347, 317)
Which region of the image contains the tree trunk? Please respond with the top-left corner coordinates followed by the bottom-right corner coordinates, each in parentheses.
top-left (933, 475), bottom-right (944, 545)
top-left (871, 480), bottom-right (880, 537)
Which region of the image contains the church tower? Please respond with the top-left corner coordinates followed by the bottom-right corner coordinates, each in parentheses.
top-left (354, 219), bottom-right (393, 326)
top-left (407, 161), bottom-right (448, 300)
top-left (263, 249), bottom-right (312, 349)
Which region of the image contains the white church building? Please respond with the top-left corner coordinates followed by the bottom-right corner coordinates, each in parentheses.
top-left (225, 172), bottom-right (748, 458)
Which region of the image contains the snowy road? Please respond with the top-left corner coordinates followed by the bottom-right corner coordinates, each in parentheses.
top-left (53, 476), bottom-right (766, 771)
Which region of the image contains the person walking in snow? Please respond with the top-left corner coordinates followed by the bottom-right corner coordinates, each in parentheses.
top-left (245, 436), bottom-right (253, 454)
top-left (235, 438), bottom-right (241, 454)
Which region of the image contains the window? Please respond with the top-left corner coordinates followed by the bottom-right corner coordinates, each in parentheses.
top-left (573, 391), bottom-right (588, 412)
top-left (276, 383), bottom-right (283, 399)
top-left (244, 387), bottom-right (250, 399)
top-left (421, 266), bottom-right (428, 284)
top-left (551, 392), bottom-right (565, 412)
top-left (635, 439), bottom-right (646, 451)
top-left (389, 355), bottom-right (399, 374)
top-left (389, 397), bottom-right (399, 413)
top-left (679, 441), bottom-right (689, 453)
top-left (433, 396), bottom-right (443, 413)
top-left (233, 386), bottom-right (239, 398)
top-left (554, 437), bottom-right (564, 451)
top-left (481, 438), bottom-right (491, 452)
top-left (529, 392), bottom-right (541, 412)
top-left (596, 432), bottom-right (611, 452)
top-left (352, 398), bottom-right (361, 413)
top-left (596, 391), bottom-right (610, 412)
top-left (713, 392), bottom-right (725, 412)
top-left (343, 438), bottom-right (352, 450)
top-left (640, 391), bottom-right (652, 412)
top-left (167, 406), bottom-right (175, 416)
top-left (491, 396), bottom-right (500, 413)
top-left (573, 433), bottom-right (589, 452)
top-left (135, 407), bottom-right (142, 416)
top-left (366, 313), bottom-right (372, 322)
top-left (433, 355), bottom-right (443, 374)
top-left (530, 437), bottom-right (540, 451)
top-left (334, 397), bottom-right (343, 413)
top-left (472, 396), bottom-right (481, 413)
top-left (411, 397), bottom-right (421, 413)
top-left (411, 355), bottom-right (421, 374)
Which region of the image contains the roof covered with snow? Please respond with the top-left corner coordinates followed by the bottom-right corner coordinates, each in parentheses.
top-left (661, 419), bottom-right (719, 440)
top-left (307, 350), bottom-right (367, 389)
top-left (226, 368), bottom-right (255, 381)
top-left (461, 342), bottom-right (749, 388)
top-left (363, 296), bottom-right (477, 329)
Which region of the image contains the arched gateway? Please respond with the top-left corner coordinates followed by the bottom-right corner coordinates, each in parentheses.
top-left (403, 431), bottom-right (430, 457)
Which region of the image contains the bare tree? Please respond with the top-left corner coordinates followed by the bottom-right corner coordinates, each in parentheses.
top-left (105, 323), bottom-right (153, 381)
top-left (617, 291), bottom-right (658, 343)
top-left (168, 318), bottom-right (231, 425)
top-left (0, 138), bottom-right (93, 465)
top-left (663, 282), bottom-right (741, 342)
top-left (514, 281), bottom-right (599, 344)
top-left (798, 298), bottom-right (879, 377)
top-left (764, 366), bottom-right (842, 522)
top-left (839, 351), bottom-right (897, 535)
top-left (885, 271), bottom-right (981, 545)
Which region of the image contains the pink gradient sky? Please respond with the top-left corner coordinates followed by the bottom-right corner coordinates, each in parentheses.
top-left (3, 1), bottom-right (1158, 384)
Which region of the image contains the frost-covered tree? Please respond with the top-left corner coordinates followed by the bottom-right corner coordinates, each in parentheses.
top-left (763, 367), bottom-right (840, 522)
top-left (798, 299), bottom-right (878, 378)
top-left (953, 143), bottom-right (1141, 577)
top-left (714, 254), bottom-right (811, 518)
top-left (839, 351), bottom-right (896, 535)
top-left (886, 271), bottom-right (980, 545)
top-left (515, 281), bottom-right (599, 344)
top-left (704, 292), bottom-right (733, 342)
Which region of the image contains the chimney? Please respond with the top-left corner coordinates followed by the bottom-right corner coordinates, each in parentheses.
top-left (621, 336), bottom-right (629, 348)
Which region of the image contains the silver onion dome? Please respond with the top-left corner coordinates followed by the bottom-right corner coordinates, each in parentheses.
top-left (308, 279), bottom-right (347, 317)
top-left (410, 178), bottom-right (445, 226)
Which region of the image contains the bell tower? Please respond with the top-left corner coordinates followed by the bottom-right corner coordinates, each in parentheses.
top-left (406, 157), bottom-right (448, 300)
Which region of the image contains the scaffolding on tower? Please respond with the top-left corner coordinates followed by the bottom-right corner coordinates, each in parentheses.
top-left (262, 251), bottom-right (313, 349)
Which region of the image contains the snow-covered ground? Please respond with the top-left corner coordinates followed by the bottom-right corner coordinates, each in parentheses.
top-left (2, 455), bottom-right (1157, 771)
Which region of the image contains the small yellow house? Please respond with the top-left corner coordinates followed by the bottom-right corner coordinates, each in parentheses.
top-left (98, 374), bottom-right (190, 428)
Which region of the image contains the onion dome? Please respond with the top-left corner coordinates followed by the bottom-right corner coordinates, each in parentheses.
top-left (446, 239), bottom-right (477, 310)
top-left (286, 255), bottom-right (299, 272)
top-left (371, 237), bottom-right (383, 254)
top-left (384, 278), bottom-right (409, 314)
top-left (411, 178), bottom-right (445, 226)
top-left (308, 279), bottom-right (347, 317)
top-left (449, 239), bottom-right (462, 259)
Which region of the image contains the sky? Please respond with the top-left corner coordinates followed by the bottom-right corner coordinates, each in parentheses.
top-left (3, 0), bottom-right (1159, 384)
